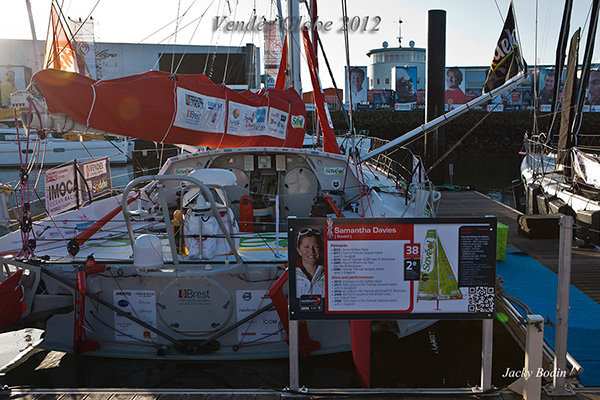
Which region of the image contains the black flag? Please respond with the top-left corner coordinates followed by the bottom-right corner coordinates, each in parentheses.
top-left (483, 3), bottom-right (527, 93)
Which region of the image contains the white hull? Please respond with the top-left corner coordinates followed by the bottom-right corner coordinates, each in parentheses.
top-left (0, 147), bottom-right (439, 360)
top-left (521, 152), bottom-right (600, 213)
top-left (0, 129), bottom-right (134, 167)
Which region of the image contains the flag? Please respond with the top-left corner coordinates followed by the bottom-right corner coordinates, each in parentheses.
top-left (43, 4), bottom-right (80, 73)
top-left (483, 2), bottom-right (526, 93)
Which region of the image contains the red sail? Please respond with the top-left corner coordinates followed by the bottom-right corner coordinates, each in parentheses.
top-left (301, 30), bottom-right (341, 154)
top-left (32, 69), bottom-right (306, 149)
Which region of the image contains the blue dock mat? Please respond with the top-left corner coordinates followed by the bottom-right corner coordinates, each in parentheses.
top-left (498, 249), bottom-right (600, 386)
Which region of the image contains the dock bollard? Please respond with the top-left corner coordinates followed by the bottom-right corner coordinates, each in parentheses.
top-left (524, 314), bottom-right (544, 400)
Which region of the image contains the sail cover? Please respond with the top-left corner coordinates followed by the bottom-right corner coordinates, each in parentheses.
top-left (483, 3), bottom-right (526, 93)
top-left (32, 69), bottom-right (306, 149)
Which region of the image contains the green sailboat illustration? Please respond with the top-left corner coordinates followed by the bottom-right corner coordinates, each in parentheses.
top-left (418, 229), bottom-right (463, 301)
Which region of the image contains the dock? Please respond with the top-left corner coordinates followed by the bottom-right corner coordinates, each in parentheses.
top-left (2, 190), bottom-right (600, 400)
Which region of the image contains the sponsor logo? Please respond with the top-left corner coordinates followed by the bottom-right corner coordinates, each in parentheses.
top-left (421, 237), bottom-right (435, 274)
top-left (291, 115), bottom-right (305, 129)
top-left (47, 180), bottom-right (75, 201)
top-left (324, 167), bottom-right (345, 175)
top-left (178, 289), bottom-right (210, 299)
top-left (174, 168), bottom-right (194, 175)
top-left (185, 94), bottom-right (204, 109)
top-left (117, 299), bottom-right (129, 307)
top-left (242, 292), bottom-right (252, 301)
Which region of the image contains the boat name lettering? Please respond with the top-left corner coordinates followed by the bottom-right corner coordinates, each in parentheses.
top-left (421, 238), bottom-right (435, 274)
top-left (47, 180), bottom-right (75, 200)
top-left (324, 167), bottom-right (345, 175)
top-left (178, 289), bottom-right (210, 299)
top-left (291, 115), bottom-right (305, 129)
top-left (174, 168), bottom-right (194, 175)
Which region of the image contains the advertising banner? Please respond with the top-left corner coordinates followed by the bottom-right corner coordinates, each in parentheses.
top-left (289, 217), bottom-right (496, 320)
top-left (45, 158), bottom-right (112, 215)
top-left (392, 66), bottom-right (417, 105)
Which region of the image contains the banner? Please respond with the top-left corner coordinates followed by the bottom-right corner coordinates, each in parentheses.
top-left (45, 158), bottom-right (112, 215)
top-left (483, 3), bottom-right (526, 92)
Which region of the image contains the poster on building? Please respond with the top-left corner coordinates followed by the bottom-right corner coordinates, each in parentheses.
top-left (445, 67), bottom-right (466, 109)
top-left (392, 66), bottom-right (417, 105)
top-left (367, 89), bottom-right (394, 109)
top-left (538, 69), bottom-right (555, 110)
top-left (0, 66), bottom-right (28, 108)
top-left (587, 69), bottom-right (600, 110)
top-left (288, 217), bottom-right (497, 321)
top-left (345, 66), bottom-right (367, 105)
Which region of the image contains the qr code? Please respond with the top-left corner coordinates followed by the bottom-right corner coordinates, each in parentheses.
top-left (467, 286), bottom-right (495, 313)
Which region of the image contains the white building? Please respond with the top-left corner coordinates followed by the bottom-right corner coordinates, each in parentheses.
top-left (367, 41), bottom-right (426, 91)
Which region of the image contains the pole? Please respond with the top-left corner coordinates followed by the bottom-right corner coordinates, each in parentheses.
top-left (481, 318), bottom-right (493, 392)
top-left (25, 0), bottom-right (41, 72)
top-left (425, 10), bottom-right (446, 184)
top-left (553, 215), bottom-right (573, 393)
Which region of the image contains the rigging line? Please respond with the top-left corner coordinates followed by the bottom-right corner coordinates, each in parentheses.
top-left (222, 0), bottom-right (240, 84)
top-left (171, 0), bottom-right (182, 74)
top-left (173, 0), bottom-right (219, 74)
top-left (204, 0), bottom-right (224, 74)
top-left (341, 0), bottom-right (355, 140)
top-left (532, 0), bottom-right (540, 135)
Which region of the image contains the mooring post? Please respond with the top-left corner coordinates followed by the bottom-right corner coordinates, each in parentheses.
top-left (289, 320), bottom-right (300, 392)
top-left (553, 215), bottom-right (573, 393)
top-left (481, 318), bottom-right (493, 391)
top-left (524, 314), bottom-right (544, 400)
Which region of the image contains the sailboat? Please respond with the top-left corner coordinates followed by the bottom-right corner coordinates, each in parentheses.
top-left (520, 0), bottom-right (600, 241)
top-left (0, 1), bottom-right (525, 364)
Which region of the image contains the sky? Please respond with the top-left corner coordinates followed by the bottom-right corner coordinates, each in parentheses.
top-left (2, 0), bottom-right (599, 89)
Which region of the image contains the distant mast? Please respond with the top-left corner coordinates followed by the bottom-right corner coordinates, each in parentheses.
top-left (24, 0), bottom-right (41, 71)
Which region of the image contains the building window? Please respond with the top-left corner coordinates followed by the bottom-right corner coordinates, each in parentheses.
top-left (377, 78), bottom-right (380, 85)
top-left (384, 78), bottom-right (390, 85)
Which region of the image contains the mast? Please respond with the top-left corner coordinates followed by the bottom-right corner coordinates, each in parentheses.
top-left (24, 0), bottom-right (41, 71)
top-left (547, 0), bottom-right (573, 138)
top-left (572, 0), bottom-right (600, 142)
top-left (286, 0), bottom-right (302, 93)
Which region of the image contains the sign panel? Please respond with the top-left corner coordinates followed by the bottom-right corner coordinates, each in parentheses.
top-left (289, 217), bottom-right (496, 320)
top-left (78, 157), bottom-right (112, 201)
top-left (45, 164), bottom-right (78, 215)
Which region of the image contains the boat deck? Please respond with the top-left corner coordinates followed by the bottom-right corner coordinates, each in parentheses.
top-left (3, 190), bottom-right (600, 399)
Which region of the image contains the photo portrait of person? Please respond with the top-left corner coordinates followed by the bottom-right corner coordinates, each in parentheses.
top-left (445, 67), bottom-right (466, 105)
top-left (588, 69), bottom-right (600, 106)
top-left (348, 67), bottom-right (367, 104)
top-left (1, 70), bottom-right (18, 107)
top-left (295, 227), bottom-right (325, 297)
top-left (538, 70), bottom-right (555, 105)
top-left (395, 67), bottom-right (417, 103)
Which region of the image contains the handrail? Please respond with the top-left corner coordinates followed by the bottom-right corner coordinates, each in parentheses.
top-left (122, 175), bottom-right (243, 266)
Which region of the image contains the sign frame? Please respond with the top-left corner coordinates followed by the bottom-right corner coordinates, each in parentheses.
top-left (288, 216), bottom-right (497, 321)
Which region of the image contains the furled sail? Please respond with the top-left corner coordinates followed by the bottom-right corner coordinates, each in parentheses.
top-left (30, 69), bottom-right (306, 149)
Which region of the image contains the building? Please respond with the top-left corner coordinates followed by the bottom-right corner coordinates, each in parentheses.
top-left (367, 40), bottom-right (426, 91)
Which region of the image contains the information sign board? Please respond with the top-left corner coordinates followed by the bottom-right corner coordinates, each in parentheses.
top-left (288, 217), bottom-right (496, 320)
